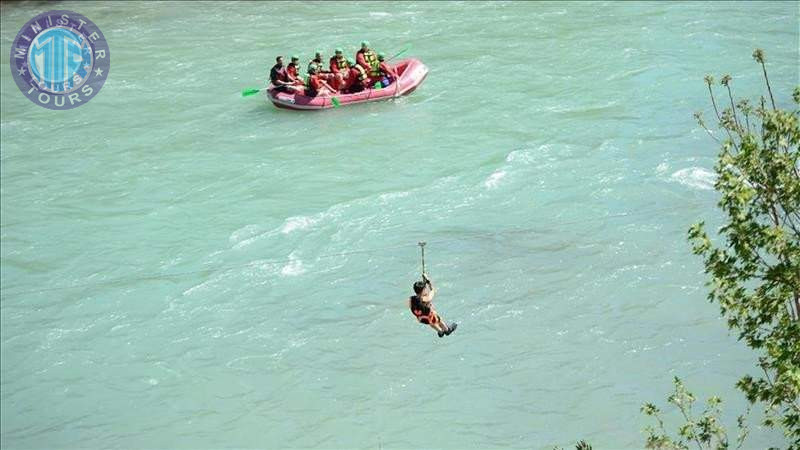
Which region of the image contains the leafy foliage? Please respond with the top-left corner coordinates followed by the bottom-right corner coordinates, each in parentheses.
top-left (642, 377), bottom-right (749, 450)
top-left (644, 49), bottom-right (800, 449)
top-left (553, 440), bottom-right (593, 450)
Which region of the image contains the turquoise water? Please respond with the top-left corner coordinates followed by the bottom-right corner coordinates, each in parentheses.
top-left (1, 1), bottom-right (798, 448)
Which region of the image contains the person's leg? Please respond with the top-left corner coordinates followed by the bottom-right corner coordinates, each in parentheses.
top-left (429, 313), bottom-right (449, 336)
top-left (429, 323), bottom-right (445, 337)
top-left (434, 313), bottom-right (457, 335)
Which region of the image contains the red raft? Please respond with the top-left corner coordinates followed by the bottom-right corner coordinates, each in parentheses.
top-left (266, 58), bottom-right (428, 110)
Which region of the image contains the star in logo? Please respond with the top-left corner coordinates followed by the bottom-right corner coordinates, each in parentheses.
top-left (17, 65), bottom-right (26, 76)
top-left (94, 67), bottom-right (103, 77)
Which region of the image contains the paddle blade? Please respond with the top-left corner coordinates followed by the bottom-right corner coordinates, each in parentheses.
top-left (331, 97), bottom-right (340, 108)
top-left (241, 87), bottom-right (262, 97)
top-left (388, 44), bottom-right (412, 61)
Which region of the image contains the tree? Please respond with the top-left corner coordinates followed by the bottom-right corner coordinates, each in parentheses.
top-left (642, 377), bottom-right (749, 450)
top-left (644, 49), bottom-right (800, 448)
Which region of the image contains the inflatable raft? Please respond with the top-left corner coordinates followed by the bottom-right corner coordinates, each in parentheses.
top-left (266, 58), bottom-right (428, 110)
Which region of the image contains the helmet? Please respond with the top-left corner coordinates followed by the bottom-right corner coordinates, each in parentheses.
top-left (335, 47), bottom-right (343, 54)
top-left (346, 57), bottom-right (355, 65)
top-left (315, 49), bottom-right (322, 56)
top-left (377, 53), bottom-right (385, 60)
top-left (291, 55), bottom-right (299, 60)
top-left (361, 40), bottom-right (369, 48)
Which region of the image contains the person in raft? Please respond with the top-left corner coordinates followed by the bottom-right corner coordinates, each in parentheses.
top-left (269, 56), bottom-right (292, 92)
top-left (356, 41), bottom-right (381, 83)
top-left (307, 50), bottom-right (333, 81)
top-left (409, 273), bottom-right (457, 338)
top-left (306, 66), bottom-right (337, 97)
top-left (329, 48), bottom-right (350, 91)
top-left (377, 53), bottom-right (398, 87)
top-left (284, 55), bottom-right (306, 92)
top-left (342, 57), bottom-right (370, 93)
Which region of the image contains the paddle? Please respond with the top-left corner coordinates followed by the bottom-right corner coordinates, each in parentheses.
top-left (241, 87), bottom-right (266, 97)
top-left (386, 44), bottom-right (412, 62)
top-left (241, 81), bottom-right (297, 97)
top-left (241, 83), bottom-right (299, 98)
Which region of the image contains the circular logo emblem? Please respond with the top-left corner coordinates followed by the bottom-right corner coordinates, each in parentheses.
top-left (9, 10), bottom-right (110, 110)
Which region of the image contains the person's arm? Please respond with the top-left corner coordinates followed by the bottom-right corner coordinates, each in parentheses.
top-left (321, 80), bottom-right (337, 93)
top-left (356, 52), bottom-right (368, 70)
top-left (273, 72), bottom-right (290, 86)
top-left (270, 69), bottom-right (285, 86)
top-left (386, 61), bottom-right (398, 78)
top-left (287, 66), bottom-right (303, 83)
top-left (422, 274), bottom-right (435, 302)
top-left (420, 289), bottom-right (435, 304)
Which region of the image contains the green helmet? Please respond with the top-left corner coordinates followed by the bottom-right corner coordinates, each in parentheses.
top-left (291, 55), bottom-right (299, 60)
top-left (346, 57), bottom-right (355, 65)
top-left (377, 53), bottom-right (385, 60)
top-left (361, 40), bottom-right (369, 48)
top-left (315, 49), bottom-right (322, 56)
top-left (335, 47), bottom-right (343, 54)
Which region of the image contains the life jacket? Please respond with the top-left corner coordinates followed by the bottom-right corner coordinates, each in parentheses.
top-left (270, 64), bottom-right (287, 84)
top-left (306, 74), bottom-right (325, 95)
top-left (359, 49), bottom-right (381, 77)
top-left (330, 55), bottom-right (349, 72)
top-left (286, 63), bottom-right (300, 81)
top-left (409, 296), bottom-right (437, 324)
top-left (351, 64), bottom-right (367, 82)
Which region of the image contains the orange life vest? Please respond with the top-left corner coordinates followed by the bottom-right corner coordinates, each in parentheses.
top-left (330, 55), bottom-right (349, 71)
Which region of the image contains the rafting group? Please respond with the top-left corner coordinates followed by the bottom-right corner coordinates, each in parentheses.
top-left (269, 41), bottom-right (398, 98)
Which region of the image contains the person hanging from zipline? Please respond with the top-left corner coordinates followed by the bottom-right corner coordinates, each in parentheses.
top-left (408, 242), bottom-right (457, 338)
